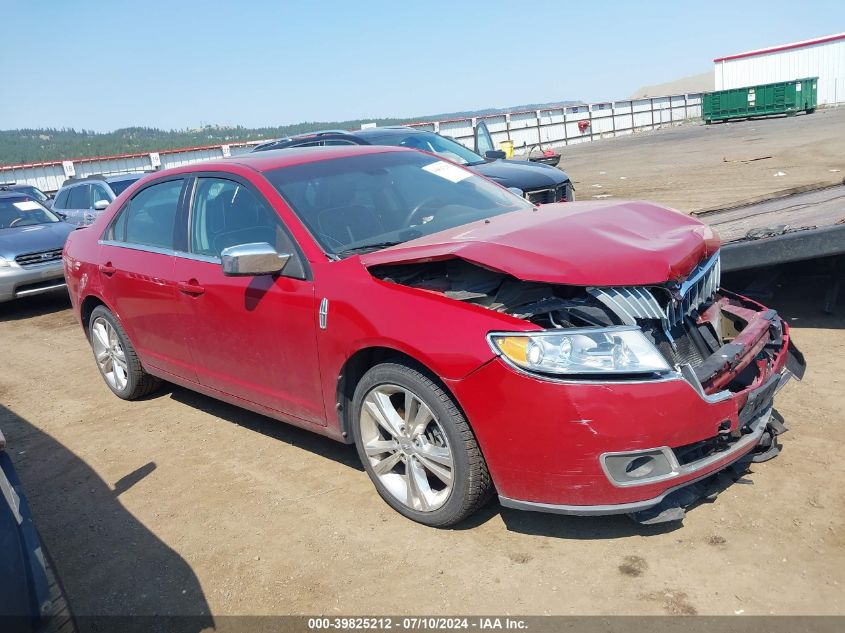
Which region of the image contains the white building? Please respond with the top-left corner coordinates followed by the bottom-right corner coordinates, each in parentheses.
top-left (714, 33), bottom-right (845, 105)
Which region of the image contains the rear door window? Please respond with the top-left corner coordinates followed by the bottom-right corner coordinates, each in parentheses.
top-left (110, 179), bottom-right (184, 250)
top-left (68, 185), bottom-right (91, 209)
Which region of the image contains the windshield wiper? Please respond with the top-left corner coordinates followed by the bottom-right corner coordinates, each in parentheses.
top-left (337, 241), bottom-right (405, 257)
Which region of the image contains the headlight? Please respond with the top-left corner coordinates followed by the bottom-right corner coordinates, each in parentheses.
top-left (0, 256), bottom-right (11, 268)
top-left (488, 327), bottom-right (671, 376)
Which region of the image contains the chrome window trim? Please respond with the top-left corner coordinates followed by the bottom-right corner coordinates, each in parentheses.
top-left (98, 239), bottom-right (226, 265)
top-left (175, 251), bottom-right (220, 265)
top-left (98, 240), bottom-right (175, 257)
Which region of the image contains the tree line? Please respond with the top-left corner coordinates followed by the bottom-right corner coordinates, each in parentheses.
top-left (0, 101), bottom-right (578, 166)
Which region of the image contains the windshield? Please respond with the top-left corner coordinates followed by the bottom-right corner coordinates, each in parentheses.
top-left (108, 175), bottom-right (143, 196)
top-left (365, 131), bottom-right (485, 166)
top-left (265, 150), bottom-right (532, 257)
top-left (0, 197), bottom-right (61, 229)
top-left (15, 186), bottom-right (49, 202)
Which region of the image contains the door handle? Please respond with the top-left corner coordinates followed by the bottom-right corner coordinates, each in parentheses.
top-left (178, 280), bottom-right (205, 296)
top-left (99, 262), bottom-right (116, 276)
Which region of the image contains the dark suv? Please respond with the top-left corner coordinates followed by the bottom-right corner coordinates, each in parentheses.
top-left (253, 126), bottom-right (574, 204)
top-left (52, 173), bottom-right (145, 226)
top-left (0, 182), bottom-right (54, 208)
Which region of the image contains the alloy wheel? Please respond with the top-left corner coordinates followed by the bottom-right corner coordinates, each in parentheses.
top-left (359, 384), bottom-right (454, 512)
top-left (91, 317), bottom-right (129, 391)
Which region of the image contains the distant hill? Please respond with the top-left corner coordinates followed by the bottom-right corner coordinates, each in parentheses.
top-left (629, 72), bottom-right (713, 99)
top-left (0, 100), bottom-right (580, 166)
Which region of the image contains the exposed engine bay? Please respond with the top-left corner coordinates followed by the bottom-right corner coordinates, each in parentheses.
top-left (369, 252), bottom-right (797, 398)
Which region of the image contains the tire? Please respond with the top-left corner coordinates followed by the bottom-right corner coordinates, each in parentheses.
top-left (88, 305), bottom-right (161, 400)
top-left (351, 360), bottom-right (492, 527)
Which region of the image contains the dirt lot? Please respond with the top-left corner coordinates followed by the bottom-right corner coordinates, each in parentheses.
top-left (560, 106), bottom-right (845, 213)
top-left (1, 112), bottom-right (844, 621)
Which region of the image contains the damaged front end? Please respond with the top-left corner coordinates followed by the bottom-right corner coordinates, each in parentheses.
top-left (369, 250), bottom-right (806, 523)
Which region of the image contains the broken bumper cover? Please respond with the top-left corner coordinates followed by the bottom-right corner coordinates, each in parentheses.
top-left (446, 299), bottom-right (804, 519)
top-left (498, 403), bottom-right (774, 518)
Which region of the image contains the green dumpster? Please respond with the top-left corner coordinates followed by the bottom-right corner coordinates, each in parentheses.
top-left (703, 77), bottom-right (817, 123)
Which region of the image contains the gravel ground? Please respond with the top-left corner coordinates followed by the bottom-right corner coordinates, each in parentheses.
top-left (1, 111), bottom-right (843, 621)
top-left (559, 106), bottom-right (845, 213)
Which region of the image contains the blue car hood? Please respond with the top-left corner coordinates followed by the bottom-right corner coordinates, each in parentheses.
top-left (0, 222), bottom-right (76, 260)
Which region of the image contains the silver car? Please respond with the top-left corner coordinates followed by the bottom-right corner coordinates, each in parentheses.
top-left (0, 192), bottom-right (75, 303)
top-left (51, 173), bottom-right (144, 227)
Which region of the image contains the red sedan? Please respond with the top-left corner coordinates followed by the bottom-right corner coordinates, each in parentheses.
top-left (63, 146), bottom-right (804, 527)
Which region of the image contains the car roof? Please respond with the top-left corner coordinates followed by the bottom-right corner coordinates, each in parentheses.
top-left (203, 144), bottom-right (409, 173)
top-left (105, 173), bottom-right (144, 182)
top-left (0, 191), bottom-right (31, 200)
top-left (354, 126), bottom-right (424, 139)
top-left (58, 172), bottom-right (146, 189)
top-left (259, 126), bottom-right (424, 147)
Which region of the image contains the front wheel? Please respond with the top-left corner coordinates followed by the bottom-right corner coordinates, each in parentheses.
top-left (89, 306), bottom-right (162, 400)
top-left (351, 361), bottom-right (492, 527)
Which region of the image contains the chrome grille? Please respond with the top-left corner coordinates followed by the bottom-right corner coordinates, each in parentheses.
top-left (586, 286), bottom-right (664, 325)
top-left (14, 248), bottom-right (63, 267)
top-left (666, 252), bottom-right (721, 326)
top-left (588, 252), bottom-right (721, 327)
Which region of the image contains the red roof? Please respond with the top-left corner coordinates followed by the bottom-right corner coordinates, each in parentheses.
top-left (714, 32), bottom-right (845, 62)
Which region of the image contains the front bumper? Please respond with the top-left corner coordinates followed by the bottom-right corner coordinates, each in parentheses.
top-left (0, 261), bottom-right (67, 302)
top-left (446, 293), bottom-right (803, 517)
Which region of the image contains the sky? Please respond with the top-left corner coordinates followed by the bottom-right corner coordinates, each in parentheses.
top-left (1, 0), bottom-right (843, 132)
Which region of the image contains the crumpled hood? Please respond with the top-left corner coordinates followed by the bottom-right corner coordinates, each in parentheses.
top-left (361, 201), bottom-right (720, 286)
top-left (0, 222), bottom-right (75, 260)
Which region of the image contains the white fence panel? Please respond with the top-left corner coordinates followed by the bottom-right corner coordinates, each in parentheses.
top-left (2, 93), bottom-right (710, 190)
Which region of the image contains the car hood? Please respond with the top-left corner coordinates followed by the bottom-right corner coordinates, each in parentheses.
top-left (471, 158), bottom-right (569, 190)
top-left (360, 201), bottom-right (720, 287)
top-left (0, 222), bottom-right (75, 259)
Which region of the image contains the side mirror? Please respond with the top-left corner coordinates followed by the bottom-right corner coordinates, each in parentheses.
top-left (485, 150), bottom-right (506, 160)
top-left (93, 200), bottom-right (109, 211)
top-left (507, 187), bottom-right (525, 198)
top-left (54, 210), bottom-right (68, 220)
top-left (221, 242), bottom-right (290, 276)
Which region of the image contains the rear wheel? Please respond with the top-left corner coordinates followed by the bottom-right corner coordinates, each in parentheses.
top-left (89, 306), bottom-right (161, 400)
top-left (351, 361), bottom-right (492, 527)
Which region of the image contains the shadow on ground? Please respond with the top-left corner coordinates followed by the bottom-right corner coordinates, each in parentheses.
top-left (724, 257), bottom-right (845, 330)
top-left (0, 290), bottom-right (71, 322)
top-left (164, 386), bottom-right (364, 472)
top-left (0, 404), bottom-right (213, 633)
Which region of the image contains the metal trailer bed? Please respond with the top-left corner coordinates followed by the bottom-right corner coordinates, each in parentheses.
top-left (697, 183), bottom-right (845, 311)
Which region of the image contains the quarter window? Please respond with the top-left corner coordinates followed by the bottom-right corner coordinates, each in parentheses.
top-left (54, 188), bottom-right (70, 209)
top-left (110, 179), bottom-right (183, 249)
top-left (190, 177), bottom-right (295, 258)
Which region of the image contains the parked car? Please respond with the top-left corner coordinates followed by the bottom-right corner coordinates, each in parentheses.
top-left (51, 173), bottom-right (145, 227)
top-left (0, 427), bottom-right (75, 632)
top-left (63, 146), bottom-right (804, 527)
top-left (0, 183), bottom-right (54, 209)
top-left (0, 192), bottom-right (75, 303)
top-left (473, 120), bottom-right (562, 167)
top-left (252, 125), bottom-right (575, 205)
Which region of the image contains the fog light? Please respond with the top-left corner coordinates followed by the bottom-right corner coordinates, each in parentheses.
top-left (625, 456), bottom-right (656, 478)
top-left (601, 448), bottom-right (677, 486)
